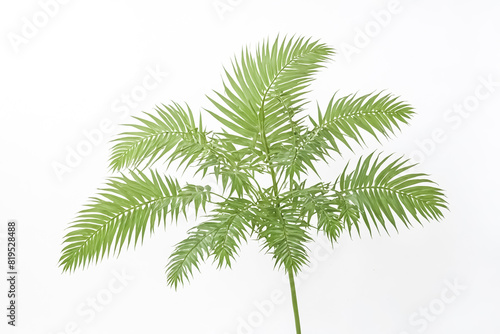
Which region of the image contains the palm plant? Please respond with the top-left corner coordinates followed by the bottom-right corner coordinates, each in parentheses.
top-left (60, 36), bottom-right (447, 333)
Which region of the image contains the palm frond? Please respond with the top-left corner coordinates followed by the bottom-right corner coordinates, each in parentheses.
top-left (261, 220), bottom-right (312, 275)
top-left (59, 170), bottom-right (211, 272)
top-left (166, 221), bottom-right (220, 289)
top-left (208, 35), bottom-right (334, 151)
top-left (314, 92), bottom-right (414, 153)
top-left (166, 198), bottom-right (254, 288)
top-left (258, 201), bottom-right (312, 275)
top-left (207, 198), bottom-right (254, 268)
top-left (109, 102), bottom-right (208, 171)
top-left (335, 153), bottom-right (447, 236)
top-left (280, 182), bottom-right (344, 243)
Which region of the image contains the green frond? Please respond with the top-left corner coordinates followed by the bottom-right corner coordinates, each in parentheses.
top-left (316, 207), bottom-right (343, 243)
top-left (109, 102), bottom-right (208, 171)
top-left (302, 194), bottom-right (343, 243)
top-left (257, 201), bottom-right (312, 275)
top-left (280, 182), bottom-right (344, 243)
top-left (209, 198), bottom-right (254, 268)
top-left (336, 194), bottom-right (361, 231)
top-left (59, 170), bottom-right (211, 272)
top-left (166, 221), bottom-right (221, 289)
top-left (261, 219), bottom-right (312, 275)
top-left (335, 153), bottom-right (447, 236)
top-left (315, 92), bottom-right (414, 154)
top-left (166, 198), bottom-right (254, 288)
top-left (209, 35), bottom-right (334, 150)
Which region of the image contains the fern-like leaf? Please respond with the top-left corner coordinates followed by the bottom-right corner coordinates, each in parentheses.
top-left (335, 153), bottom-right (447, 235)
top-left (208, 36), bottom-right (334, 152)
top-left (109, 102), bottom-right (208, 171)
top-left (59, 170), bottom-right (211, 272)
top-left (166, 198), bottom-right (253, 288)
top-left (258, 202), bottom-right (312, 275)
top-left (166, 221), bottom-right (221, 289)
top-left (315, 92), bottom-right (414, 153)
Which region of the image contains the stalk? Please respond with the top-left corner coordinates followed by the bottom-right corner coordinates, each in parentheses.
top-left (259, 80), bottom-right (302, 333)
top-left (288, 271), bottom-right (302, 334)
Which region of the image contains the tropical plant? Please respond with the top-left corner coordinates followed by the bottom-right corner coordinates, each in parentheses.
top-left (60, 36), bottom-right (447, 333)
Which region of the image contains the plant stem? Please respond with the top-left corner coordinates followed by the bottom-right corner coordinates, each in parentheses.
top-left (288, 271), bottom-right (302, 334)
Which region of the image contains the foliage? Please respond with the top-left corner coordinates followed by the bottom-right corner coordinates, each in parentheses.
top-left (60, 36), bottom-right (447, 292)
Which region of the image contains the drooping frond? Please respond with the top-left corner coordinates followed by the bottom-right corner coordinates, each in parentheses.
top-left (208, 36), bottom-right (334, 152)
top-left (315, 204), bottom-right (343, 243)
top-left (301, 193), bottom-right (343, 243)
top-left (209, 198), bottom-right (254, 268)
top-left (335, 153), bottom-right (447, 236)
top-left (257, 200), bottom-right (312, 275)
top-left (336, 194), bottom-right (361, 232)
top-left (109, 102), bottom-right (209, 171)
top-left (166, 198), bottom-right (254, 288)
top-left (260, 219), bottom-right (312, 275)
top-left (314, 92), bottom-right (414, 153)
top-left (280, 181), bottom-right (344, 243)
top-left (166, 221), bottom-right (221, 289)
top-left (59, 170), bottom-right (211, 272)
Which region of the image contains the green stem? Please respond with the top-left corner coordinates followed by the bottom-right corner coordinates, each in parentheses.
top-left (258, 67), bottom-right (302, 333)
top-left (288, 271), bottom-right (302, 334)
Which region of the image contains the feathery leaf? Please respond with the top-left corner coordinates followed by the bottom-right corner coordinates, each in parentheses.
top-left (335, 153), bottom-right (447, 236)
top-left (59, 170), bottom-right (211, 272)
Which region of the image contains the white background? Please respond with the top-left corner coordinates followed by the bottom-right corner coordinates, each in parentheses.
top-left (1, 0), bottom-right (499, 333)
